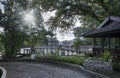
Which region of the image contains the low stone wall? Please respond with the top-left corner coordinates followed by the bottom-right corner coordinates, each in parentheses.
top-left (83, 59), bottom-right (113, 73)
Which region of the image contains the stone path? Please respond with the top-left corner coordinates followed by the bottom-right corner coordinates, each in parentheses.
top-left (0, 62), bottom-right (107, 78)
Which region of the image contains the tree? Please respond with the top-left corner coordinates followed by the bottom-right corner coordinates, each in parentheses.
top-left (0, 0), bottom-right (44, 58)
top-left (0, 0), bottom-right (26, 58)
top-left (0, 33), bottom-right (4, 54)
top-left (24, 26), bottom-right (47, 54)
top-left (39, 0), bottom-right (120, 31)
top-left (39, 0), bottom-right (120, 48)
top-left (46, 30), bottom-right (55, 38)
top-left (72, 39), bottom-right (82, 56)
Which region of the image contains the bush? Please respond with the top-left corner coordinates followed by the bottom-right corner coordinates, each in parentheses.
top-left (36, 53), bottom-right (86, 65)
top-left (112, 62), bottom-right (120, 71)
top-left (102, 50), bottom-right (111, 61)
top-left (60, 56), bottom-right (84, 65)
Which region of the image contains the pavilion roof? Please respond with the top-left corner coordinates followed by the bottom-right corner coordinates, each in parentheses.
top-left (84, 16), bottom-right (120, 37)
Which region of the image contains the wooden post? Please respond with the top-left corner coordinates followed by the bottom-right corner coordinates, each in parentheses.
top-left (93, 37), bottom-right (96, 46)
top-left (101, 37), bottom-right (104, 55)
top-left (93, 37), bottom-right (96, 56)
top-left (108, 37), bottom-right (111, 52)
top-left (115, 38), bottom-right (117, 48)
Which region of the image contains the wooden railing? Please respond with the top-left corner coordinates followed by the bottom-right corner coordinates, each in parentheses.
top-left (93, 47), bottom-right (120, 60)
top-left (61, 46), bottom-right (93, 53)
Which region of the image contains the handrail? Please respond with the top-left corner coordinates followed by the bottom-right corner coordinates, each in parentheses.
top-left (61, 46), bottom-right (93, 53)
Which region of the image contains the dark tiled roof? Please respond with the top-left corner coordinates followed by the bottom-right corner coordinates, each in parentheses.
top-left (84, 16), bottom-right (120, 37)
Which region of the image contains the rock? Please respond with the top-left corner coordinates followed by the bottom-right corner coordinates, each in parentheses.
top-left (83, 59), bottom-right (113, 73)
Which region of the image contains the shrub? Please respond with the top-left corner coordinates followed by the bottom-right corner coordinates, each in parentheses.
top-left (36, 53), bottom-right (86, 66)
top-left (102, 50), bottom-right (111, 61)
top-left (112, 62), bottom-right (120, 71)
top-left (60, 56), bottom-right (84, 65)
top-left (35, 51), bottom-right (41, 59)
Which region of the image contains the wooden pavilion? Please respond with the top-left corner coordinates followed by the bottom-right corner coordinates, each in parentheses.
top-left (84, 16), bottom-right (120, 60)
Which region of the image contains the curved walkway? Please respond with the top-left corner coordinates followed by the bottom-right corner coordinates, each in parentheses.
top-left (0, 62), bottom-right (107, 78)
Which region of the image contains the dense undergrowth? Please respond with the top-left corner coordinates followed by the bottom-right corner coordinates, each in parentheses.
top-left (112, 62), bottom-right (120, 71)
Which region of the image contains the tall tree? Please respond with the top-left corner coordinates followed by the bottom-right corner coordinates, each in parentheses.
top-left (24, 26), bottom-right (47, 54)
top-left (72, 39), bottom-right (82, 56)
top-left (0, 0), bottom-right (44, 58)
top-left (39, 0), bottom-right (120, 30)
top-left (0, 0), bottom-right (26, 58)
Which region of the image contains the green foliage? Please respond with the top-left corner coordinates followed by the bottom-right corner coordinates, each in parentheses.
top-left (35, 51), bottom-right (41, 59)
top-left (36, 52), bottom-right (86, 65)
top-left (115, 38), bottom-right (120, 47)
top-left (112, 62), bottom-right (120, 71)
top-left (0, 36), bottom-right (4, 53)
top-left (46, 30), bottom-right (55, 38)
top-left (39, 0), bottom-right (120, 31)
top-left (102, 50), bottom-right (111, 61)
top-left (2, 29), bottom-right (26, 59)
top-left (1, 0), bottom-right (120, 59)
top-left (0, 0), bottom-right (46, 58)
top-left (73, 39), bottom-right (81, 46)
top-left (60, 56), bottom-right (84, 65)
top-left (24, 27), bottom-right (47, 53)
top-left (0, 0), bottom-right (27, 59)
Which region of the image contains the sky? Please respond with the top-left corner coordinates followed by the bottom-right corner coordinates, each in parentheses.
top-left (0, 3), bottom-right (81, 42)
top-left (0, 3), bottom-right (4, 12)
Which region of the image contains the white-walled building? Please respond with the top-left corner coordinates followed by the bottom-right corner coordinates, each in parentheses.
top-left (60, 40), bottom-right (77, 56)
top-left (35, 38), bottom-right (60, 55)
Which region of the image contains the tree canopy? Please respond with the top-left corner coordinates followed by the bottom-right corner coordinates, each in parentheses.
top-left (0, 0), bottom-right (47, 58)
top-left (39, 0), bottom-right (120, 32)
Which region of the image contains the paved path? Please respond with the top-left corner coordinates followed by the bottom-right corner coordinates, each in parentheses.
top-left (0, 62), bottom-right (106, 78)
